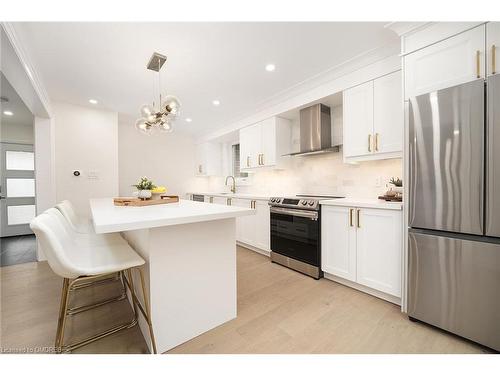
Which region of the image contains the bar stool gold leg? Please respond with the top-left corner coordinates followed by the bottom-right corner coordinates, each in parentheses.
top-left (137, 267), bottom-right (157, 354)
top-left (55, 278), bottom-right (70, 351)
top-left (56, 278), bottom-right (73, 352)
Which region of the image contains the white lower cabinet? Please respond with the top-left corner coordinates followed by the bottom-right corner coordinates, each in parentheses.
top-left (206, 196), bottom-right (270, 254)
top-left (321, 205), bottom-right (402, 300)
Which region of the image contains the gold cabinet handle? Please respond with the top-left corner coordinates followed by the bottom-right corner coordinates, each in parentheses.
top-left (261, 154), bottom-right (264, 165)
top-left (198, 165), bottom-right (202, 173)
top-left (493, 44), bottom-right (497, 75)
top-left (349, 208), bottom-right (354, 227)
top-left (246, 156), bottom-right (250, 167)
top-left (258, 154), bottom-right (261, 165)
top-left (375, 133), bottom-right (379, 152)
top-left (251, 200), bottom-right (256, 209)
top-left (356, 209), bottom-right (361, 228)
top-left (368, 134), bottom-right (372, 152)
top-left (476, 50), bottom-right (481, 78)
top-left (209, 196), bottom-right (213, 203)
top-left (227, 198), bottom-right (232, 206)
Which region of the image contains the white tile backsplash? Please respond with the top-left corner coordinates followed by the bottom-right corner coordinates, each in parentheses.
top-left (193, 151), bottom-right (402, 199)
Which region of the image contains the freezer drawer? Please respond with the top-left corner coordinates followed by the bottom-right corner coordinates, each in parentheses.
top-left (408, 79), bottom-right (484, 235)
top-left (408, 230), bottom-right (500, 351)
top-left (487, 74), bottom-right (500, 237)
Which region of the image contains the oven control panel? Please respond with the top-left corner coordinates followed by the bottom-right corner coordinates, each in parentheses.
top-left (269, 197), bottom-right (320, 210)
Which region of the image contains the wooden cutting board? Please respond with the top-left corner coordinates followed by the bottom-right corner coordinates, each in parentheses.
top-left (113, 195), bottom-right (180, 206)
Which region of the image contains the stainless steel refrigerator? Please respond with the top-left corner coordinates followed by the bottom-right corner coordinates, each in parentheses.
top-left (408, 76), bottom-right (500, 351)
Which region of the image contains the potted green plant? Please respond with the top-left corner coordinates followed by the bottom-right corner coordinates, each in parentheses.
top-left (132, 177), bottom-right (157, 200)
top-left (389, 177), bottom-right (403, 194)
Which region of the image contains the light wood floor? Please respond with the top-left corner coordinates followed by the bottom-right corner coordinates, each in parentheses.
top-left (0, 246), bottom-right (489, 354)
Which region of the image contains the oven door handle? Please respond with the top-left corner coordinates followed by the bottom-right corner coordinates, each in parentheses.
top-left (270, 206), bottom-right (319, 220)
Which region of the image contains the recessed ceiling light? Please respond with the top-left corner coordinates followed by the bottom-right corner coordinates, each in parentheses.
top-left (212, 100), bottom-right (220, 106)
top-left (185, 118), bottom-right (193, 123)
top-left (3, 110), bottom-right (13, 116)
top-left (265, 64), bottom-right (276, 72)
top-left (89, 99), bottom-right (98, 104)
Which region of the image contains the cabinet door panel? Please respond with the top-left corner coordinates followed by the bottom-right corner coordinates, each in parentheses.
top-left (260, 118), bottom-right (276, 167)
top-left (239, 126), bottom-right (254, 169)
top-left (343, 81), bottom-right (374, 159)
top-left (373, 71), bottom-right (403, 154)
top-left (254, 200), bottom-right (270, 251)
top-left (321, 206), bottom-right (356, 281)
top-left (487, 22), bottom-right (500, 77)
top-left (356, 208), bottom-right (402, 297)
top-left (404, 25), bottom-right (485, 98)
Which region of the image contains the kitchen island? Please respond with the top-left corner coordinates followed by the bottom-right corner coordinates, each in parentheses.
top-left (90, 198), bottom-right (254, 353)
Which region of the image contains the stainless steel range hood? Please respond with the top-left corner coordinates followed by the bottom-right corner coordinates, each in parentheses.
top-left (286, 103), bottom-right (340, 157)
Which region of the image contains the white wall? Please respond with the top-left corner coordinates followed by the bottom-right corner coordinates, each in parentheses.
top-left (53, 102), bottom-right (118, 218)
top-left (118, 114), bottom-right (198, 198)
top-left (0, 120), bottom-right (34, 143)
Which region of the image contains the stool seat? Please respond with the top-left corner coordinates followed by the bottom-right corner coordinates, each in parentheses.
top-left (55, 200), bottom-right (93, 234)
top-left (45, 207), bottom-right (126, 248)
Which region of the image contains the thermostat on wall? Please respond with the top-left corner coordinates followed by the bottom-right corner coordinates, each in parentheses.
top-left (73, 170), bottom-right (81, 177)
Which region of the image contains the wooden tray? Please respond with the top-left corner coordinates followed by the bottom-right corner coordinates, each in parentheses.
top-left (114, 195), bottom-right (179, 206)
top-left (378, 195), bottom-right (402, 202)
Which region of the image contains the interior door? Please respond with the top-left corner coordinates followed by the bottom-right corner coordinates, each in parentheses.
top-left (409, 79), bottom-right (484, 235)
top-left (0, 143), bottom-right (36, 237)
top-left (343, 81), bottom-right (374, 159)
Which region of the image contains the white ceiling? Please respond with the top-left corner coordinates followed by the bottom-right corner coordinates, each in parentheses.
top-left (14, 22), bottom-right (397, 136)
top-left (1, 72), bottom-right (34, 126)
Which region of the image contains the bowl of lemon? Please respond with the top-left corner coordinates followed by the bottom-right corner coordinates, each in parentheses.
top-left (151, 186), bottom-right (167, 199)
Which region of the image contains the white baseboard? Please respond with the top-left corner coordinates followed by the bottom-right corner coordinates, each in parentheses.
top-left (236, 241), bottom-right (270, 257)
top-left (324, 272), bottom-right (401, 306)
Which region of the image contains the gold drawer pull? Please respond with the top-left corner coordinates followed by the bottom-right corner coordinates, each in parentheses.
top-left (356, 209), bottom-right (361, 228)
top-left (375, 133), bottom-right (379, 152)
top-left (247, 156), bottom-right (250, 167)
top-left (368, 134), bottom-right (372, 152)
top-left (349, 208), bottom-right (354, 227)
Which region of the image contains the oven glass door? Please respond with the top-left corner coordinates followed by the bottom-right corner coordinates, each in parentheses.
top-left (270, 211), bottom-right (320, 265)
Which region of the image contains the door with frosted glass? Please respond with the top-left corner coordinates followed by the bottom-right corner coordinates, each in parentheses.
top-left (0, 143), bottom-right (36, 237)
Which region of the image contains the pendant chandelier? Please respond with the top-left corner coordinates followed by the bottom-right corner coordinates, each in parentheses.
top-left (135, 52), bottom-right (181, 134)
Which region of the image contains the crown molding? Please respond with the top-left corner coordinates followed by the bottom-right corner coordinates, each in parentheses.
top-left (384, 22), bottom-right (432, 37)
top-left (1, 22), bottom-right (52, 118)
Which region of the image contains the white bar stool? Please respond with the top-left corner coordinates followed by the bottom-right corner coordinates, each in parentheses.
top-left (30, 213), bottom-right (157, 354)
top-left (55, 200), bottom-right (92, 234)
top-left (44, 207), bottom-right (126, 291)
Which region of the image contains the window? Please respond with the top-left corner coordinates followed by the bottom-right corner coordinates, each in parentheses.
top-left (232, 144), bottom-right (248, 178)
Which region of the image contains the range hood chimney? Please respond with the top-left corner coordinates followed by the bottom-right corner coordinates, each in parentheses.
top-left (287, 103), bottom-right (340, 156)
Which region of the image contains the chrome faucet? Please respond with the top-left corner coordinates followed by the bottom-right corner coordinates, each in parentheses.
top-left (225, 175), bottom-right (236, 194)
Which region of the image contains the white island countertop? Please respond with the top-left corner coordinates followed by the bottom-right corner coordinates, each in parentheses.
top-left (90, 198), bottom-right (254, 234)
top-left (320, 197), bottom-right (403, 210)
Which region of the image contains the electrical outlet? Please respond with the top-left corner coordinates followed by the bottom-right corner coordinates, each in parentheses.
top-left (87, 170), bottom-right (100, 180)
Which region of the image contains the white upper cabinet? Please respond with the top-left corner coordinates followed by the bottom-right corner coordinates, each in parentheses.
top-left (404, 25), bottom-right (486, 98)
top-left (487, 22), bottom-right (500, 77)
top-left (343, 71), bottom-right (402, 162)
top-left (321, 205), bottom-right (357, 282)
top-left (239, 116), bottom-right (291, 170)
top-left (355, 208), bottom-right (402, 297)
top-left (343, 81), bottom-right (374, 159)
top-left (195, 142), bottom-right (222, 176)
top-left (373, 71), bottom-right (403, 155)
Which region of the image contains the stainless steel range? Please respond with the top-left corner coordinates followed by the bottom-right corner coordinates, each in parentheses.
top-left (269, 195), bottom-right (343, 279)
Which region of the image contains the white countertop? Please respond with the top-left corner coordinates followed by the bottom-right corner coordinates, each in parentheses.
top-left (320, 197), bottom-right (403, 210)
top-left (90, 198), bottom-right (255, 234)
top-left (188, 192), bottom-right (271, 201)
